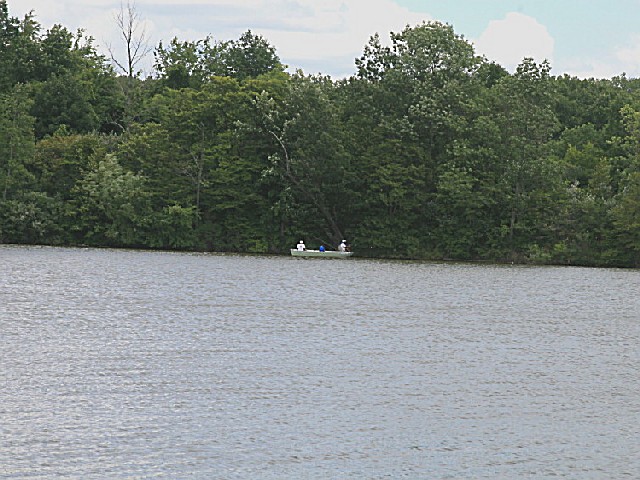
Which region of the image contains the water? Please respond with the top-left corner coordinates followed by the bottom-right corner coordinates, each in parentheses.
top-left (1, 245), bottom-right (639, 479)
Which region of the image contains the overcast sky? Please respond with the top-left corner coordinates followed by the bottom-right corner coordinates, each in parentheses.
top-left (10, 0), bottom-right (640, 79)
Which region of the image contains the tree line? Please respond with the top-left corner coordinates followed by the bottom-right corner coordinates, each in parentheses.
top-left (2, 1), bottom-right (640, 266)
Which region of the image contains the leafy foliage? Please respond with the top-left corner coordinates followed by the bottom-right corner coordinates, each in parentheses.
top-left (2, 4), bottom-right (640, 266)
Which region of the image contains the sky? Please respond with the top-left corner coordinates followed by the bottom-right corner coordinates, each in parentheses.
top-left (10, 0), bottom-right (640, 79)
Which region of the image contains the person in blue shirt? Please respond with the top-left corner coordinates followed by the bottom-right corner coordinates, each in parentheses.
top-left (319, 245), bottom-right (326, 252)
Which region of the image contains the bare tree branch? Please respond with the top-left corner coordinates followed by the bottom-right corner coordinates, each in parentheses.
top-left (107, 0), bottom-right (153, 77)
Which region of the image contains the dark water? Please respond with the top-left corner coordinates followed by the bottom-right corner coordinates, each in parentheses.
top-left (1, 245), bottom-right (639, 479)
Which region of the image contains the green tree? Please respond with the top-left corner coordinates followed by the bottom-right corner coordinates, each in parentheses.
top-left (154, 30), bottom-right (283, 89)
top-left (154, 37), bottom-right (206, 89)
top-left (0, 1), bottom-right (40, 92)
top-left (119, 75), bottom-right (272, 251)
top-left (38, 24), bottom-right (78, 79)
top-left (30, 26), bottom-right (124, 137)
top-left (485, 59), bottom-right (563, 258)
top-left (145, 79), bottom-right (243, 210)
top-left (555, 172), bottom-right (615, 266)
top-left (255, 73), bottom-right (351, 246)
top-left (73, 153), bottom-right (152, 246)
top-left (31, 73), bottom-right (101, 137)
top-left (602, 104), bottom-right (640, 264)
top-left (356, 21), bottom-right (482, 156)
top-left (0, 85), bottom-right (35, 201)
top-left (222, 30), bottom-right (283, 81)
top-left (554, 75), bottom-right (631, 141)
top-left (432, 165), bottom-right (486, 258)
top-left (347, 22), bottom-right (483, 256)
top-left (32, 131), bottom-right (114, 198)
top-left (148, 204), bottom-right (199, 249)
top-left (0, 191), bottom-right (66, 245)
top-left (611, 171), bottom-right (640, 265)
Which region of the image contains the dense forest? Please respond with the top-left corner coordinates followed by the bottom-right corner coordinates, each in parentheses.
top-left (2, 1), bottom-right (640, 266)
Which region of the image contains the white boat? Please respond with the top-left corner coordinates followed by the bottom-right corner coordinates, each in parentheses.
top-left (290, 249), bottom-right (353, 258)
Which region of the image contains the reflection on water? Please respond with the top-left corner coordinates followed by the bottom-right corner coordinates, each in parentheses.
top-left (1, 245), bottom-right (639, 478)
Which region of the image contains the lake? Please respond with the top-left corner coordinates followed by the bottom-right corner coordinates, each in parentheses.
top-left (1, 245), bottom-right (639, 479)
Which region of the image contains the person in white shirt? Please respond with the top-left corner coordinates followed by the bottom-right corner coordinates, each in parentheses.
top-left (338, 240), bottom-right (347, 252)
top-left (296, 240), bottom-right (306, 251)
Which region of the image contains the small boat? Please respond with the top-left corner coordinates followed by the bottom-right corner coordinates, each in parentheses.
top-left (290, 249), bottom-right (353, 258)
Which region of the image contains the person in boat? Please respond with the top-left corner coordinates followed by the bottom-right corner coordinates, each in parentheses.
top-left (296, 240), bottom-right (306, 251)
top-left (338, 240), bottom-right (347, 252)
top-left (319, 245), bottom-right (326, 252)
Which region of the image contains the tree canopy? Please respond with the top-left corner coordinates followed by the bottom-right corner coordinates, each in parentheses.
top-left (2, 1), bottom-right (640, 266)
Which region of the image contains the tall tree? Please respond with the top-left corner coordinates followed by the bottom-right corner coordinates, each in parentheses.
top-left (349, 22), bottom-right (483, 256)
top-left (255, 73), bottom-right (351, 246)
top-left (611, 171), bottom-right (640, 265)
top-left (154, 37), bottom-right (209, 89)
top-left (109, 0), bottom-right (152, 78)
top-left (486, 59), bottom-right (563, 257)
top-left (73, 153), bottom-right (151, 246)
top-left (222, 30), bottom-right (283, 80)
top-left (603, 104), bottom-right (640, 264)
top-left (154, 30), bottom-right (283, 88)
top-left (0, 1), bottom-right (40, 92)
top-left (0, 85), bottom-right (35, 201)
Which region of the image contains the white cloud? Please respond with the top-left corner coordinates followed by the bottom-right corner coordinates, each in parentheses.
top-left (557, 34), bottom-right (640, 79)
top-left (257, 0), bottom-right (430, 75)
top-left (474, 12), bottom-right (554, 72)
top-left (561, 58), bottom-right (624, 80)
top-left (613, 34), bottom-right (640, 77)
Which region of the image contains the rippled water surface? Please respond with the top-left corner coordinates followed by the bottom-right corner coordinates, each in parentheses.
top-left (1, 245), bottom-right (639, 479)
